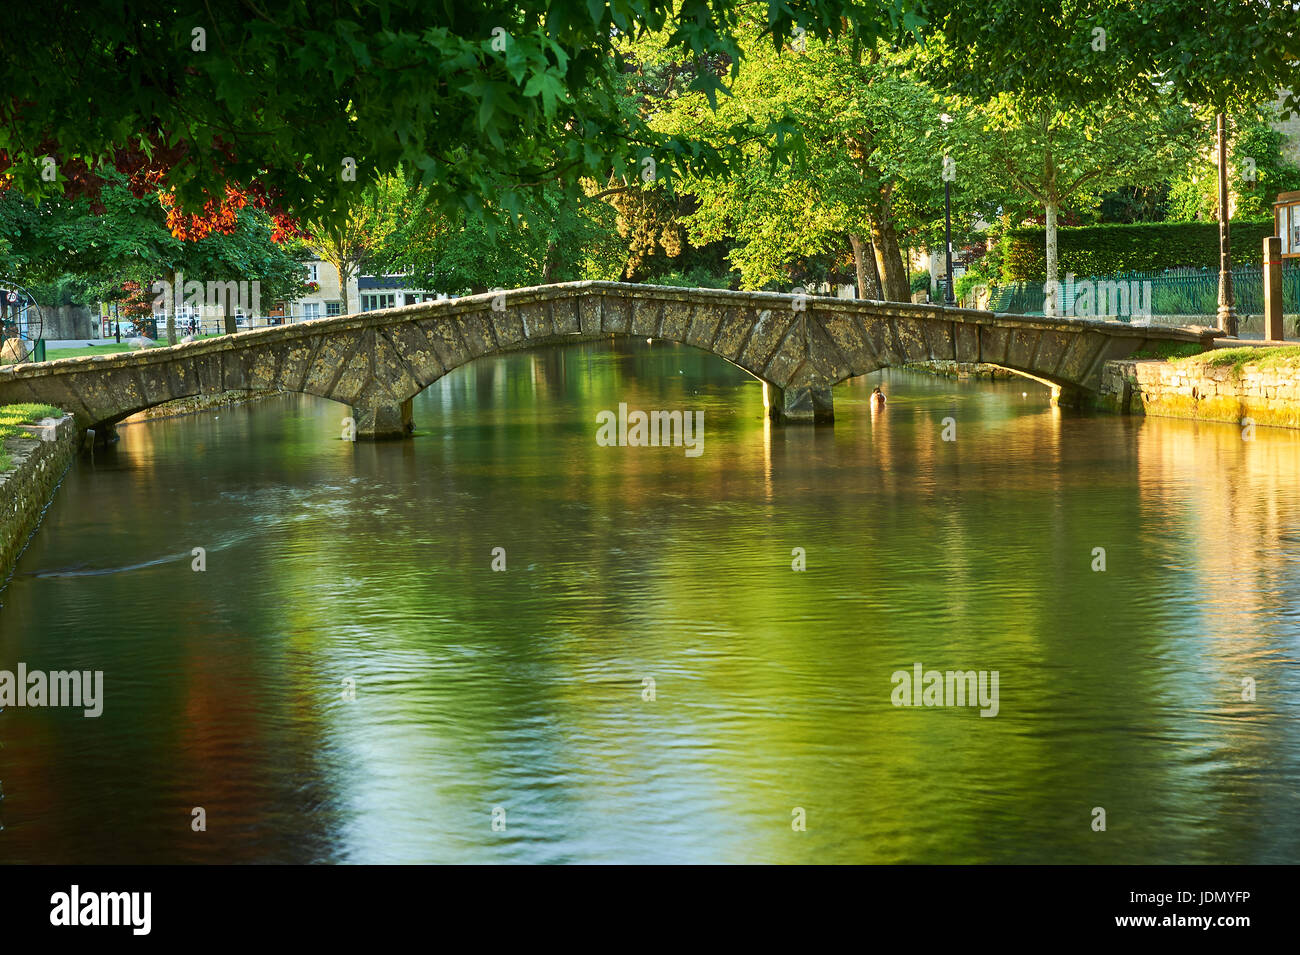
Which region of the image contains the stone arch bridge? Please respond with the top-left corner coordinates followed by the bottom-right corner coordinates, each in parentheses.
top-left (0, 282), bottom-right (1219, 439)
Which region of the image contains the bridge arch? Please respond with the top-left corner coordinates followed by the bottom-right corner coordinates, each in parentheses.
top-left (0, 281), bottom-right (1220, 440)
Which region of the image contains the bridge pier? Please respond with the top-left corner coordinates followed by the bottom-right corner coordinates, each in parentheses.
top-left (766, 381), bottom-right (834, 423)
top-left (1050, 384), bottom-right (1086, 408)
top-left (352, 399), bottom-right (413, 440)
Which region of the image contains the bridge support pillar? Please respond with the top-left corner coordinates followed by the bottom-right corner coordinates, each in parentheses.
top-left (85, 423), bottom-right (119, 448)
top-left (765, 381), bottom-right (834, 423)
top-left (353, 398), bottom-right (413, 440)
top-left (1050, 384), bottom-right (1086, 408)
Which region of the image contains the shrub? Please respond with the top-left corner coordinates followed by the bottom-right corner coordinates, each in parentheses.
top-left (1001, 220), bottom-right (1277, 281)
top-left (1149, 282), bottom-right (1217, 316)
top-left (642, 265), bottom-right (736, 289)
top-left (954, 271), bottom-right (987, 304)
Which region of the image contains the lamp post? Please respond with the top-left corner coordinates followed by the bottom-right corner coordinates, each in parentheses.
top-left (941, 113), bottom-right (955, 306)
top-left (1216, 112), bottom-right (1238, 337)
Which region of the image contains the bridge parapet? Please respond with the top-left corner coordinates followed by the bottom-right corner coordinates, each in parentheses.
top-left (0, 282), bottom-right (1223, 439)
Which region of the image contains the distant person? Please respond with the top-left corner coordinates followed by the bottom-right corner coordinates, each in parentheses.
top-left (871, 386), bottom-right (886, 409)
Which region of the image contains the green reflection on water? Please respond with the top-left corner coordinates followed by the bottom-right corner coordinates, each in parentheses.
top-left (1, 340), bottom-right (1298, 863)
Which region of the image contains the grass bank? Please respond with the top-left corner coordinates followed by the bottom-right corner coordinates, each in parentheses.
top-left (1177, 345), bottom-right (1300, 375)
top-left (0, 403), bottom-right (66, 470)
top-left (1127, 341), bottom-right (1207, 361)
top-left (41, 334), bottom-right (225, 361)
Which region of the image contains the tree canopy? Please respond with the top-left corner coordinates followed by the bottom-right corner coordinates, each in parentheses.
top-left (0, 173), bottom-right (308, 337)
top-left (919, 0), bottom-right (1299, 111)
top-left (0, 0), bottom-right (919, 223)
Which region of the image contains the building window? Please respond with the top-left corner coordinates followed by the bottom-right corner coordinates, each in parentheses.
top-left (306, 263), bottom-right (320, 282)
top-left (361, 293), bottom-right (395, 311)
top-left (302, 302), bottom-right (321, 320)
top-left (326, 301), bottom-right (342, 316)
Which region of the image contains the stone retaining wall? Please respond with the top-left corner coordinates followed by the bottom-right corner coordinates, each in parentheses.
top-left (1098, 359), bottom-right (1300, 430)
top-left (1, 415), bottom-right (77, 582)
top-left (124, 388), bottom-right (282, 423)
top-left (902, 360), bottom-right (1019, 380)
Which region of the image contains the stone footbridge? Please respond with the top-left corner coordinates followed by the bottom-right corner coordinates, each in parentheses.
top-left (0, 282), bottom-right (1221, 439)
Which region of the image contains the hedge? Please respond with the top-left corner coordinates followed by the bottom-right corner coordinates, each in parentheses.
top-left (1001, 220), bottom-right (1277, 281)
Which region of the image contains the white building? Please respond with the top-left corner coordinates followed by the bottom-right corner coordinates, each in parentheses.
top-left (278, 260), bottom-right (439, 321)
top-left (275, 259), bottom-right (360, 322)
top-left (357, 273), bottom-right (444, 311)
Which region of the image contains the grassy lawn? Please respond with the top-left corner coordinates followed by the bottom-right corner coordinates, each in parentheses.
top-left (36, 334), bottom-right (225, 361)
top-left (1128, 341), bottom-right (1208, 360)
top-left (41, 343), bottom-right (156, 359)
top-left (1180, 345), bottom-right (1300, 374)
top-left (0, 402), bottom-right (66, 471)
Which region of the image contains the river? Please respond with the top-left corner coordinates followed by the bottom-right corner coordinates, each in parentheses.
top-left (2, 339), bottom-right (1298, 863)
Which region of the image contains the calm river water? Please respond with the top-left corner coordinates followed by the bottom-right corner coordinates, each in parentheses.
top-left (2, 340), bottom-right (1298, 863)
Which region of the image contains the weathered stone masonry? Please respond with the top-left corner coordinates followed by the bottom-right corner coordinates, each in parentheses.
top-left (0, 282), bottom-right (1220, 440)
top-left (1, 415), bottom-right (77, 582)
top-left (1099, 358), bottom-right (1300, 430)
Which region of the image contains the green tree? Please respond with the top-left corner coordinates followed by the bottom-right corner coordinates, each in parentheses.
top-left (303, 173), bottom-right (415, 315)
top-left (0, 1), bottom-right (912, 223)
top-left (1166, 109), bottom-right (1300, 222)
top-left (956, 92), bottom-right (1198, 311)
top-left (375, 181), bottom-right (623, 294)
top-left (920, 0), bottom-right (1298, 114)
top-left (0, 175), bottom-right (306, 342)
top-left (644, 31), bottom-right (985, 300)
top-left (920, 0), bottom-right (1298, 322)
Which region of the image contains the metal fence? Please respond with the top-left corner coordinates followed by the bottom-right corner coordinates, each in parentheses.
top-left (983, 265), bottom-right (1300, 319)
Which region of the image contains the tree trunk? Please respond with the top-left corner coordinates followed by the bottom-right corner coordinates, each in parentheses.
top-left (542, 240), bottom-right (560, 283)
top-left (223, 285), bottom-right (236, 335)
top-left (850, 233), bottom-right (868, 299)
top-left (338, 261), bottom-right (353, 316)
top-left (1215, 112), bottom-right (1237, 336)
top-left (165, 268), bottom-right (177, 345)
top-left (849, 232), bottom-right (882, 299)
top-left (1044, 199), bottom-right (1060, 317)
top-left (868, 240), bottom-right (884, 299)
top-left (868, 211), bottom-right (909, 302)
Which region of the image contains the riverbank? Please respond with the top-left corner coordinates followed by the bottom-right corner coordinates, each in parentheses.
top-left (1, 411), bottom-right (76, 583)
top-left (1097, 346), bottom-right (1300, 429)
